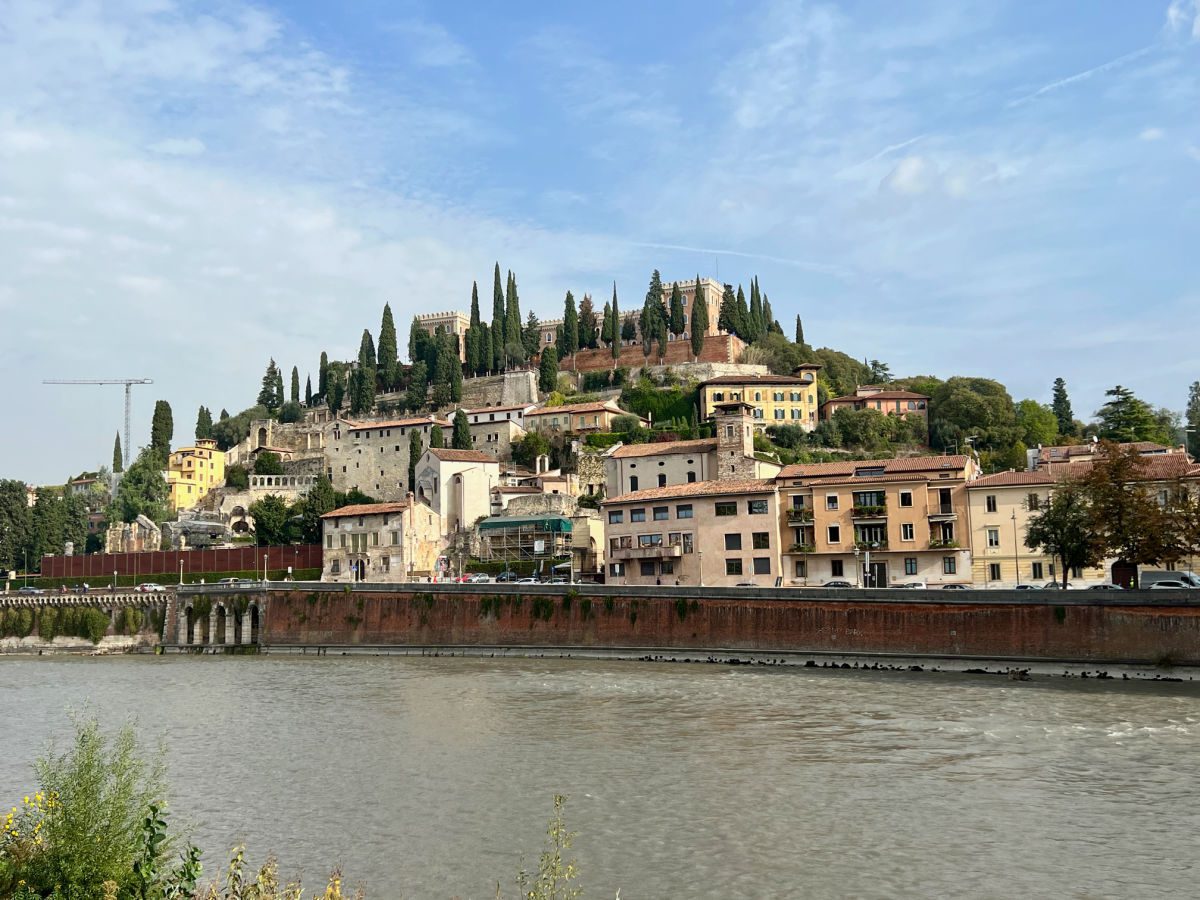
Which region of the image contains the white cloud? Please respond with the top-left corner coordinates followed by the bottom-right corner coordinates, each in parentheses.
top-left (1139, 127), bottom-right (1166, 141)
top-left (1008, 45), bottom-right (1153, 107)
top-left (882, 156), bottom-right (933, 195)
top-left (1166, 0), bottom-right (1200, 39)
top-left (148, 137), bottom-right (206, 156)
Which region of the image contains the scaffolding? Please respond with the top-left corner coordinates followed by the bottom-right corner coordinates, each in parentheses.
top-left (477, 516), bottom-right (573, 564)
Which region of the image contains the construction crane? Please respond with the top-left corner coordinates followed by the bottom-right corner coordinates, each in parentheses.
top-left (43, 378), bottom-right (153, 469)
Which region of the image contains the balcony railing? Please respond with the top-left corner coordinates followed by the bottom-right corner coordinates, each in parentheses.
top-left (612, 544), bottom-right (684, 561)
top-left (851, 505), bottom-right (887, 518)
top-left (787, 508), bottom-right (814, 523)
top-left (928, 539), bottom-right (960, 549)
top-left (787, 543), bottom-right (816, 554)
top-left (928, 506), bottom-right (957, 518)
top-left (853, 540), bottom-right (888, 551)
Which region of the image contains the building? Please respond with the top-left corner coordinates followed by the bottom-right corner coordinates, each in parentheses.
top-left (1026, 440), bottom-right (1178, 471)
top-left (414, 310), bottom-right (471, 362)
top-left (601, 479), bottom-right (780, 586)
top-left (820, 385), bottom-right (930, 428)
top-left (524, 400), bottom-right (646, 434)
top-left (698, 369), bottom-right (822, 431)
top-left (456, 403), bottom-right (537, 461)
top-left (166, 439), bottom-right (226, 511)
top-left (413, 447), bottom-right (500, 533)
top-left (320, 500), bottom-right (443, 582)
top-left (776, 455), bottom-right (978, 587)
top-left (538, 318), bottom-right (563, 349)
top-left (327, 416), bottom-right (450, 502)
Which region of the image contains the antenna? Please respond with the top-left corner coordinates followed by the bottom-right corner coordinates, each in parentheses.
top-left (43, 378), bottom-right (154, 468)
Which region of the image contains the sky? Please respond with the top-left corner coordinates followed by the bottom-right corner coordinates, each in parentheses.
top-left (2, 0), bottom-right (1198, 483)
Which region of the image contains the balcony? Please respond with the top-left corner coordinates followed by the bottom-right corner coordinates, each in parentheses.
top-left (853, 540), bottom-right (889, 551)
top-left (928, 539), bottom-right (960, 550)
top-left (612, 544), bottom-right (684, 561)
top-left (927, 506), bottom-right (957, 521)
top-left (787, 543), bottom-right (816, 554)
top-left (786, 508), bottom-right (814, 524)
top-left (850, 505), bottom-right (887, 520)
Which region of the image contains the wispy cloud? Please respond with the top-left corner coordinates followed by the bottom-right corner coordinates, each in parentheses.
top-left (386, 20), bottom-right (472, 68)
top-left (1007, 45), bottom-right (1154, 107)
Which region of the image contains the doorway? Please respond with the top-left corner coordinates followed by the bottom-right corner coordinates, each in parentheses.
top-left (867, 561), bottom-right (888, 588)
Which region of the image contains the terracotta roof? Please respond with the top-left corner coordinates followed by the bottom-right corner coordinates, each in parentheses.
top-left (972, 454), bottom-right (1200, 488)
top-left (525, 401), bottom-right (631, 417)
top-left (1036, 441), bottom-right (1170, 461)
top-left (345, 417), bottom-right (449, 431)
top-left (778, 455), bottom-right (970, 480)
top-left (826, 390), bottom-right (930, 402)
top-left (494, 485), bottom-right (542, 494)
top-left (602, 478), bottom-right (775, 504)
top-left (321, 502), bottom-right (408, 519)
top-left (969, 470), bottom-right (1056, 488)
top-left (610, 438), bottom-right (717, 459)
top-left (426, 448), bottom-right (495, 463)
top-left (462, 403), bottom-right (537, 415)
top-left (701, 373), bottom-right (819, 386)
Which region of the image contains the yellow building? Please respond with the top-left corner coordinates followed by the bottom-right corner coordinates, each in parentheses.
top-left (167, 438), bottom-right (226, 511)
top-left (698, 368), bottom-right (822, 431)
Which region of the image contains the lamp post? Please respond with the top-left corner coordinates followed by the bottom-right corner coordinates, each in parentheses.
top-left (853, 545), bottom-right (861, 587)
top-left (23, 550), bottom-right (28, 589)
top-left (112, 569), bottom-right (117, 593)
top-left (1011, 510), bottom-right (1020, 587)
top-left (179, 559), bottom-right (184, 586)
top-left (698, 550), bottom-right (704, 587)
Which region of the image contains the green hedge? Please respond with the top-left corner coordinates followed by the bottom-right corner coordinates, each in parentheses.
top-left (9, 568), bottom-right (322, 591)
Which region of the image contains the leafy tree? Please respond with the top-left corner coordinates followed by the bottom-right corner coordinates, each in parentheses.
top-left (210, 404), bottom-right (270, 451)
top-left (0, 479), bottom-right (32, 573)
top-left (491, 262), bottom-right (505, 372)
top-left (405, 360), bottom-right (428, 411)
top-left (539, 346), bottom-right (559, 393)
top-left (1025, 481), bottom-right (1103, 589)
top-left (110, 448), bottom-right (169, 524)
top-left (795, 315), bottom-right (805, 346)
top-left (867, 360), bottom-right (891, 383)
top-left (327, 368), bottom-right (345, 414)
top-left (513, 431), bottom-right (551, 470)
top-left (248, 494), bottom-right (293, 546)
top-left (1095, 385), bottom-right (1168, 443)
top-left (1081, 441), bottom-right (1175, 569)
top-left (149, 400), bottom-right (173, 456)
top-left (225, 463), bottom-right (249, 490)
top-left (1015, 399), bottom-right (1058, 446)
top-left (750, 332), bottom-right (806, 376)
top-left (258, 358), bottom-right (281, 409)
top-left (318, 351), bottom-right (329, 399)
top-left (194, 406), bottom-right (213, 441)
top-left (718, 284), bottom-right (738, 334)
top-left (578, 294), bottom-right (598, 349)
top-left (611, 284), bottom-right (621, 361)
top-left (289, 366), bottom-right (300, 404)
top-left (277, 401), bottom-right (303, 423)
top-left (253, 451), bottom-right (284, 476)
top-left (558, 290), bottom-right (578, 357)
top-left (1153, 407), bottom-right (1182, 445)
top-left (928, 377), bottom-right (1021, 454)
top-left (378, 303), bottom-right (399, 391)
top-left (523, 310), bottom-right (542, 358)
top-left (690, 273), bottom-right (708, 359)
top-left (1187, 381), bottom-right (1200, 458)
top-left (408, 428), bottom-right (423, 491)
top-left (620, 315), bottom-right (636, 343)
top-left (668, 282), bottom-right (685, 337)
top-left (112, 432), bottom-right (123, 473)
top-left (429, 422), bottom-right (445, 449)
top-left (452, 409), bottom-right (472, 450)
top-left (1051, 377), bottom-right (1076, 437)
top-left (296, 474), bottom-right (336, 544)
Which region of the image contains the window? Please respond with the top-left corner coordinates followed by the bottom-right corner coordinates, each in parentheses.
top-left (653, 506), bottom-right (669, 521)
top-left (987, 528), bottom-right (1000, 548)
top-left (724, 534), bottom-right (742, 551)
top-left (989, 563), bottom-right (1001, 581)
top-left (713, 391), bottom-right (724, 401)
top-left (901, 523), bottom-right (914, 541)
top-left (752, 532), bottom-right (770, 550)
top-left (340, 533), bottom-right (347, 548)
top-left (754, 392), bottom-right (762, 401)
top-left (682, 533), bottom-right (694, 554)
top-left (715, 501), bottom-right (737, 516)
top-left (630, 476), bottom-right (639, 492)
top-left (1032, 562), bottom-right (1044, 580)
top-left (725, 559), bottom-right (743, 576)
top-left (660, 561), bottom-right (675, 575)
top-left (639, 561), bottom-right (656, 577)
top-left (325, 534), bottom-right (333, 549)
top-left (773, 392), bottom-right (784, 401)
top-left (831, 560), bottom-right (844, 577)
top-left (638, 534), bottom-right (663, 547)
top-left (791, 495), bottom-right (806, 510)
top-left (943, 557), bottom-right (957, 575)
top-left (676, 504), bottom-right (693, 519)
top-left (826, 494), bottom-right (839, 510)
top-left (985, 495), bottom-right (997, 513)
top-left (330, 560), bottom-right (340, 575)
top-left (794, 560), bottom-right (807, 577)
top-left (1027, 493), bottom-right (1041, 510)
top-left (905, 557), bottom-right (918, 575)
top-left (687, 472), bottom-right (697, 483)
top-left (657, 474), bottom-right (667, 487)
top-left (748, 499), bottom-right (768, 515)
top-left (1071, 565), bottom-right (1083, 578)
top-left (791, 392), bottom-right (801, 402)
top-left (608, 511), bottom-right (624, 524)
top-left (899, 491), bottom-right (913, 508)
top-left (631, 509), bottom-right (646, 523)
top-left (774, 409), bottom-right (785, 420)
top-left (753, 557), bottom-right (772, 575)
top-left (828, 525), bottom-right (841, 544)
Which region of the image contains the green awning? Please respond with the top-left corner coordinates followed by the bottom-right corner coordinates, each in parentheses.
top-left (478, 516), bottom-right (573, 533)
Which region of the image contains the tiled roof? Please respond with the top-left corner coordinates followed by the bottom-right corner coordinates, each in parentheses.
top-left (778, 455), bottom-right (970, 480)
top-left (321, 502), bottom-right (408, 519)
top-left (610, 438), bottom-right (718, 459)
top-left (826, 390), bottom-right (930, 402)
top-left (462, 403), bottom-right (537, 415)
top-left (346, 417), bottom-right (448, 431)
top-left (969, 470), bottom-right (1056, 488)
top-left (602, 478), bottom-right (775, 504)
top-left (701, 372), bottom-right (819, 386)
top-left (494, 485), bottom-right (542, 494)
top-left (972, 454), bottom-right (1200, 488)
top-left (525, 401), bottom-right (630, 417)
top-left (426, 448), bottom-right (495, 463)
top-left (1036, 441), bottom-right (1170, 461)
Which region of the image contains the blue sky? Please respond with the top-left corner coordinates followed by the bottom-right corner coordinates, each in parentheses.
top-left (1, 0), bottom-right (1198, 482)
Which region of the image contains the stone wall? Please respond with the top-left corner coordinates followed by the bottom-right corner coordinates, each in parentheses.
top-left (458, 370), bottom-right (539, 410)
top-left (559, 334), bottom-right (747, 374)
top-left (197, 584), bottom-right (1200, 666)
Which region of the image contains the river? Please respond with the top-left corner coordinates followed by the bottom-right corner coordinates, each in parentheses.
top-left (1, 656), bottom-right (1197, 898)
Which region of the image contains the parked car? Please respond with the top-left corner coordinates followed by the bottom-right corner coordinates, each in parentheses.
top-left (941, 584), bottom-right (972, 590)
top-left (1013, 584), bottom-right (1040, 590)
top-left (463, 573), bottom-right (490, 584)
top-left (1148, 580), bottom-right (1194, 589)
top-left (546, 577), bottom-right (569, 585)
top-left (135, 582), bottom-right (166, 593)
top-left (515, 577), bottom-right (540, 584)
top-left (1139, 570), bottom-right (1200, 589)
top-left (823, 580), bottom-right (853, 588)
top-left (1086, 583), bottom-right (1125, 591)
top-left (236, 578), bottom-right (258, 584)
top-left (16, 585), bottom-right (44, 595)
top-left (216, 577), bottom-right (239, 585)
top-left (494, 571), bottom-right (519, 583)
top-left (1041, 581), bottom-right (1075, 590)
top-left (893, 581), bottom-right (926, 589)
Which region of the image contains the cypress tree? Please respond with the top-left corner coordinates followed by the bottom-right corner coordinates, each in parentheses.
top-left (318, 351), bottom-right (329, 399)
top-left (408, 428), bottom-right (422, 492)
top-left (762, 293), bottom-right (776, 334)
top-left (360, 329), bottom-right (376, 373)
top-left (611, 283), bottom-right (621, 362)
top-left (538, 346), bottom-right (559, 393)
top-left (258, 358), bottom-right (280, 408)
top-left (477, 322), bottom-right (491, 375)
top-left (505, 270), bottom-right (524, 363)
top-left (429, 421), bottom-right (445, 449)
top-left (643, 269), bottom-right (665, 356)
top-left (795, 315), bottom-right (805, 346)
top-left (562, 291), bottom-right (579, 356)
top-left (601, 300), bottom-right (614, 347)
top-left (523, 310), bottom-right (542, 357)
top-left (290, 366), bottom-right (300, 404)
top-left (579, 294), bottom-right (598, 349)
top-left (491, 263), bottom-right (505, 372)
top-left (718, 284), bottom-right (737, 334)
top-left (113, 432), bottom-right (124, 473)
top-left (195, 405), bottom-right (213, 440)
top-left (748, 278), bottom-right (763, 342)
top-left (735, 286), bottom-right (750, 339)
top-left (690, 273), bottom-right (708, 359)
top-left (431, 332), bottom-right (456, 407)
top-left (466, 282), bottom-right (481, 374)
top-left (150, 400), bottom-right (173, 456)
top-left (452, 409), bottom-right (472, 450)
top-left (305, 375), bottom-right (313, 407)
top-left (406, 361), bottom-right (428, 411)
top-left (1051, 378), bottom-right (1075, 437)
top-left (378, 303), bottom-right (399, 391)
top-left (668, 282), bottom-right (685, 337)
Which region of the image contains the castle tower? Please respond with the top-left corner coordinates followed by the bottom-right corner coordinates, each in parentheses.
top-left (712, 401), bottom-right (757, 478)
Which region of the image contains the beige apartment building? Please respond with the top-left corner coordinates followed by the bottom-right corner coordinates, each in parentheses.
top-left (413, 447), bottom-right (500, 533)
top-left (524, 400), bottom-right (646, 433)
top-left (601, 479), bottom-right (781, 586)
top-left (820, 385), bottom-right (930, 425)
top-left (320, 500), bottom-right (443, 582)
top-left (698, 369), bottom-right (822, 431)
top-left (327, 416), bottom-right (450, 501)
top-left (776, 455), bottom-right (978, 587)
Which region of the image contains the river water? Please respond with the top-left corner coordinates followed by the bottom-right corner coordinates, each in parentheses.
top-left (1, 656), bottom-right (1197, 898)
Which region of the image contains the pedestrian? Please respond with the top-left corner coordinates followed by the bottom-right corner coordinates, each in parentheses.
top-left (656, 576), bottom-right (661, 586)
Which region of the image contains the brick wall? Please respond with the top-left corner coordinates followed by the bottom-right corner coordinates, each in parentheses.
top-left (41, 545), bottom-right (323, 579)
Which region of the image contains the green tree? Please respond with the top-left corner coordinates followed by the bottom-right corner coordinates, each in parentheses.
top-left (408, 316), bottom-right (428, 364)
top-left (1051, 377), bottom-right (1076, 437)
top-left (1094, 385), bottom-right (1168, 443)
top-left (0, 479), bottom-right (33, 573)
top-left (248, 494), bottom-right (292, 545)
top-left (522, 310), bottom-right (542, 358)
top-left (378, 303), bottom-right (399, 391)
top-left (668, 282), bottom-right (685, 338)
top-left (350, 330), bottom-right (377, 415)
top-left (620, 315), bottom-right (636, 343)
top-left (112, 431), bottom-right (123, 473)
top-left (718, 284), bottom-right (737, 334)
top-left (466, 281), bottom-right (482, 374)
top-left (1015, 399), bottom-right (1059, 446)
top-left (452, 409), bottom-right (472, 450)
top-left (305, 375), bottom-right (313, 407)
top-left (491, 262), bottom-right (505, 372)
top-left (224, 463), bottom-right (249, 490)
top-left (539, 346), bottom-right (559, 393)
top-left (431, 331), bottom-right (458, 407)
top-left (505, 270), bottom-right (524, 365)
top-left (735, 285), bottom-right (750, 339)
top-left (297, 474), bottom-right (336, 544)
top-left (513, 431), bottom-right (551, 470)
top-left (561, 290), bottom-right (579, 357)
top-left (867, 360), bottom-right (892, 383)
top-left (795, 315), bottom-right (805, 346)
top-left (258, 358), bottom-right (281, 409)
top-left (318, 351), bottom-right (329, 399)
top-left (689, 273), bottom-right (708, 360)
top-left (1187, 381), bottom-right (1200, 458)
top-left (747, 277), bottom-right (763, 342)
top-left (408, 428), bottom-right (423, 492)
top-left (194, 406), bottom-right (213, 441)
top-left (110, 448), bottom-right (169, 524)
top-left (406, 360), bottom-right (428, 411)
top-left (763, 293), bottom-right (777, 333)
top-left (1025, 480), bottom-right (1103, 589)
top-left (1081, 441), bottom-right (1175, 569)
top-left (149, 400), bottom-right (173, 456)
top-left (578, 294), bottom-right (598, 349)
top-left (928, 376), bottom-right (1021, 454)
top-left (253, 450), bottom-right (284, 476)
top-left (611, 284), bottom-right (621, 362)
top-left (429, 422), bottom-right (444, 449)
top-left (327, 368), bottom-right (345, 414)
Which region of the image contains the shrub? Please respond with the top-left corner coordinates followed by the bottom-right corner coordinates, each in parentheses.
top-left (38, 607), bottom-right (59, 641)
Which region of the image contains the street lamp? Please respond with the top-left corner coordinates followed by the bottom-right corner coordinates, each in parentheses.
top-left (112, 569), bottom-right (117, 592)
top-left (1011, 510), bottom-right (1020, 587)
top-left (853, 545), bottom-right (861, 587)
top-left (179, 559), bottom-right (184, 586)
top-left (23, 550), bottom-right (28, 589)
top-left (698, 550), bottom-right (704, 587)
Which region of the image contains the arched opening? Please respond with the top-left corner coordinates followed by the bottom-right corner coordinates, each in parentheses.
top-left (215, 605), bottom-right (228, 644)
top-left (257, 427), bottom-right (268, 447)
top-left (232, 520), bottom-right (250, 534)
top-left (185, 606), bottom-right (195, 645)
top-left (249, 605), bottom-right (260, 644)
top-left (231, 506), bottom-right (246, 517)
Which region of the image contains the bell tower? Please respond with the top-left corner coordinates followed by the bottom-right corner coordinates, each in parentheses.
top-left (712, 401), bottom-right (757, 478)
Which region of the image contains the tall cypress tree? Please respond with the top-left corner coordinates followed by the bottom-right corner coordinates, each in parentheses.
top-left (113, 431), bottom-right (124, 473)
top-left (538, 346), bottom-right (559, 393)
top-left (601, 300), bottom-right (614, 347)
top-left (466, 281), bottom-right (482, 374)
top-left (406, 361), bottom-right (428, 411)
top-left (150, 400), bottom-right (173, 456)
top-left (579, 294), bottom-right (598, 349)
top-left (452, 410), bottom-right (472, 450)
top-left (491, 263), bottom-right (505, 371)
top-left (290, 366), bottom-right (300, 404)
top-left (378, 303), bottom-right (399, 391)
top-left (668, 282), bottom-right (685, 337)
top-left (762, 293), bottom-right (776, 333)
top-left (611, 283), bottom-right (621, 362)
top-left (195, 405), bottom-right (213, 440)
top-left (305, 375), bottom-right (313, 407)
top-left (690, 273), bottom-right (708, 360)
top-left (1051, 378), bottom-right (1075, 437)
top-left (795, 315), bottom-right (805, 346)
top-left (318, 351), bottom-right (329, 399)
top-left (718, 285), bottom-right (737, 334)
top-left (562, 291), bottom-right (579, 357)
top-left (408, 428), bottom-right (422, 492)
top-left (477, 322), bottom-right (491, 376)
top-left (429, 421), bottom-right (445, 449)
top-left (274, 369), bottom-right (284, 410)
top-left (258, 358), bottom-right (280, 408)
top-left (748, 277), bottom-right (763, 342)
top-left (735, 286), bottom-right (750, 339)
top-left (505, 270), bottom-right (523, 364)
